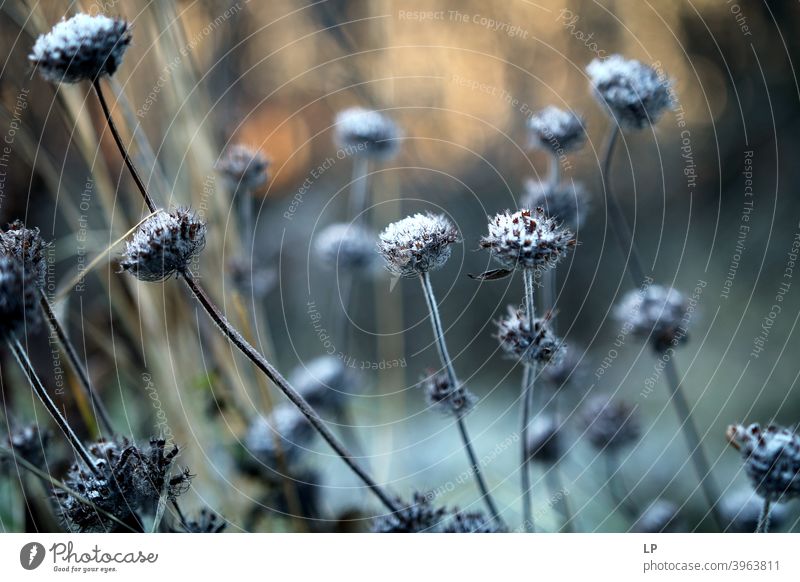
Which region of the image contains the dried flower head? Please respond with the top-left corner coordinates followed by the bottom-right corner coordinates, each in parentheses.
top-left (227, 256), bottom-right (276, 298)
top-left (526, 415), bottom-right (563, 464)
top-left (581, 395), bottom-right (640, 451)
top-left (481, 208), bottom-right (574, 272)
top-left (371, 492), bottom-right (445, 533)
top-left (720, 489), bottom-right (788, 533)
top-left (6, 424), bottom-right (50, 468)
top-left (0, 256), bottom-right (41, 337)
top-left (215, 145), bottom-right (269, 192)
top-left (527, 106), bottom-right (586, 153)
top-left (334, 107), bottom-right (400, 159)
top-left (315, 223), bottom-right (381, 274)
top-left (540, 344), bottom-right (584, 391)
top-left (378, 213), bottom-right (460, 278)
top-left (54, 437), bottom-right (191, 532)
top-left (633, 499), bottom-right (682, 533)
top-left (420, 370), bottom-right (476, 416)
top-left (522, 178), bottom-right (590, 231)
top-left (727, 423), bottom-right (800, 502)
top-left (30, 13), bottom-right (132, 84)
top-left (288, 356), bottom-right (358, 416)
top-left (442, 510), bottom-right (504, 533)
top-left (586, 55), bottom-right (673, 129)
top-left (179, 508), bottom-right (227, 533)
top-left (0, 221), bottom-right (48, 289)
top-left (495, 306), bottom-right (564, 366)
top-left (120, 208), bottom-right (206, 282)
top-left (615, 285), bottom-right (689, 350)
top-left (244, 405), bottom-right (314, 470)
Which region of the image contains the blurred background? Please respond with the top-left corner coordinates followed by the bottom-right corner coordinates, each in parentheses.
top-left (1, 0), bottom-right (799, 532)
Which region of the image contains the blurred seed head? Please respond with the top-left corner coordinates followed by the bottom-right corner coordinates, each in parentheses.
top-left (522, 178), bottom-right (590, 231)
top-left (334, 107), bottom-right (400, 160)
top-left (540, 344), bottom-right (584, 392)
top-left (495, 306), bottom-right (564, 366)
top-left (288, 356), bottom-right (358, 417)
top-left (526, 414), bottom-right (563, 464)
top-left (720, 488), bottom-right (788, 533)
top-left (727, 423), bottom-right (800, 502)
top-left (0, 221), bottom-right (49, 290)
top-left (586, 55), bottom-right (673, 130)
top-left (6, 424), bottom-right (51, 468)
top-left (0, 255), bottom-right (41, 337)
top-left (30, 13), bottom-right (132, 84)
top-left (244, 405), bottom-right (314, 470)
top-left (215, 145), bottom-right (269, 193)
top-left (180, 508), bottom-right (227, 533)
top-left (371, 492), bottom-right (445, 533)
top-left (581, 395), bottom-right (640, 452)
top-left (527, 106), bottom-right (586, 153)
top-left (226, 255), bottom-right (276, 298)
top-left (315, 223), bottom-right (381, 274)
top-left (442, 510), bottom-right (504, 533)
top-left (481, 208), bottom-right (574, 272)
top-left (120, 208), bottom-right (206, 282)
top-left (420, 370), bottom-right (476, 417)
top-left (615, 285), bottom-right (689, 351)
top-left (633, 499), bottom-right (682, 533)
top-left (378, 213), bottom-right (460, 278)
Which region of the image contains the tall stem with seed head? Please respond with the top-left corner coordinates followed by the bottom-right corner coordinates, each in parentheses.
top-left (419, 271), bottom-right (504, 527)
top-left (756, 498), bottom-right (771, 533)
top-left (520, 268), bottom-right (536, 532)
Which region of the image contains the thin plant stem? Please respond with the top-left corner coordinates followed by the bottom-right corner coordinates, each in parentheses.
top-left (756, 498), bottom-right (772, 533)
top-left (92, 79), bottom-right (157, 213)
top-left (8, 338), bottom-right (98, 475)
top-left (38, 291), bottom-right (114, 435)
top-left (236, 183), bottom-right (254, 252)
top-left (548, 151), bottom-right (561, 195)
top-left (545, 465), bottom-right (574, 532)
top-left (604, 451), bottom-right (638, 519)
top-left (180, 271), bottom-right (399, 514)
top-left (418, 271), bottom-right (505, 527)
top-left (347, 155), bottom-right (370, 221)
top-left (662, 356), bottom-right (722, 529)
top-left (520, 268), bottom-right (537, 532)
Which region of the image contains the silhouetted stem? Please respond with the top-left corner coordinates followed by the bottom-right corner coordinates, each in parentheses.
top-left (419, 271), bottom-right (505, 527)
top-left (756, 498), bottom-right (771, 533)
top-left (347, 156), bottom-right (370, 221)
top-left (520, 268), bottom-right (536, 532)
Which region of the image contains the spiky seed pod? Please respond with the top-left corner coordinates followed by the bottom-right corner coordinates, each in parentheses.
top-left (522, 178), bottom-right (590, 231)
top-left (334, 107), bottom-right (400, 159)
top-left (442, 510), bottom-right (504, 533)
top-left (527, 106), bottom-right (586, 153)
top-left (314, 223), bottom-right (381, 274)
top-left (120, 208), bottom-right (206, 282)
top-left (288, 356), bottom-right (358, 416)
top-left (244, 405), bottom-right (315, 470)
top-left (420, 370), bottom-right (476, 417)
top-left (615, 285), bottom-right (689, 351)
top-left (0, 221), bottom-right (48, 289)
top-left (0, 256), bottom-right (41, 337)
top-left (581, 395), bottom-right (640, 452)
top-left (371, 493), bottom-right (446, 533)
top-left (481, 208), bottom-right (575, 272)
top-left (129, 438), bottom-right (193, 503)
top-left (495, 306), bottom-right (564, 366)
top-left (633, 499), bottom-right (682, 533)
top-left (6, 424), bottom-right (50, 468)
top-left (526, 415), bottom-right (563, 464)
top-left (540, 344), bottom-right (584, 392)
top-left (720, 489), bottom-right (789, 533)
top-left (180, 508), bottom-right (227, 533)
top-left (30, 13), bottom-right (132, 84)
top-left (378, 213), bottom-right (460, 278)
top-left (727, 423), bottom-right (800, 502)
top-left (586, 55), bottom-right (673, 130)
top-left (215, 145), bottom-right (269, 192)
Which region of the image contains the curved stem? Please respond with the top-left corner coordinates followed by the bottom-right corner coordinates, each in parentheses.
top-left (601, 127), bottom-right (646, 286)
top-left (38, 291), bottom-right (114, 435)
top-left (8, 338), bottom-right (98, 475)
top-left (92, 79), bottom-right (157, 213)
top-left (418, 272), bottom-right (505, 527)
top-left (756, 498), bottom-right (771, 533)
top-left (180, 271), bottom-right (398, 514)
top-left (663, 356), bottom-right (722, 529)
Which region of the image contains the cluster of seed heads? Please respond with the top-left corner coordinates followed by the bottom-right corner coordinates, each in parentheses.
top-left (334, 107), bottom-right (400, 159)
top-left (495, 306), bottom-right (564, 366)
top-left (481, 208), bottom-right (574, 272)
top-left (527, 106), bottom-right (586, 153)
top-left (215, 144), bottom-right (270, 192)
top-left (371, 492), bottom-right (501, 533)
top-left (120, 208), bottom-right (206, 282)
top-left (30, 13), bottom-right (132, 84)
top-left (615, 285), bottom-right (690, 351)
top-left (420, 370), bottom-right (476, 417)
top-left (522, 178), bottom-right (590, 231)
top-left (727, 423), bottom-right (800, 503)
top-left (378, 213), bottom-right (460, 278)
top-left (581, 395), bottom-right (640, 452)
top-left (315, 223), bottom-right (380, 274)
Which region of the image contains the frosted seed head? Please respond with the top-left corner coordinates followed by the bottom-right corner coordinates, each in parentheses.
top-left (581, 395), bottom-right (640, 451)
top-left (495, 306), bottom-right (564, 366)
top-left (315, 223), bottom-right (381, 274)
top-left (633, 499), bottom-right (682, 533)
top-left (334, 107), bottom-right (400, 159)
top-left (378, 213), bottom-right (460, 278)
top-left (420, 370), bottom-right (476, 417)
top-left (727, 423), bottom-right (800, 502)
top-left (215, 145), bottom-right (269, 192)
top-left (522, 179), bottom-right (590, 231)
top-left (527, 106), bottom-right (586, 153)
top-left (615, 285), bottom-right (689, 350)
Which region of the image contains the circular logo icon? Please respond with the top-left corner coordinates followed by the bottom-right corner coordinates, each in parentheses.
top-left (20, 542), bottom-right (46, 570)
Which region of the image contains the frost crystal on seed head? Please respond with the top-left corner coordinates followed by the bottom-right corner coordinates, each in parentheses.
top-left (720, 489), bottom-right (788, 533)
top-left (0, 256), bottom-right (41, 337)
top-left (615, 285), bottom-right (689, 350)
top-left (527, 106), bottom-right (586, 153)
top-left (378, 213), bottom-right (460, 277)
top-left (522, 178), bottom-right (590, 231)
top-left (371, 492), bottom-right (446, 533)
top-left (315, 223), bottom-right (380, 274)
top-left (727, 423), bottom-right (800, 502)
top-left (120, 208), bottom-right (206, 282)
top-left (334, 107), bottom-right (400, 159)
top-left (420, 370), bottom-right (476, 417)
top-left (481, 208), bottom-right (574, 272)
top-left (495, 306), bottom-right (564, 366)
top-left (30, 13), bottom-right (132, 84)
top-left (586, 55), bottom-right (673, 130)
top-left (0, 221), bottom-right (49, 290)
top-left (215, 145), bottom-right (269, 192)
top-left (581, 395), bottom-right (640, 452)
